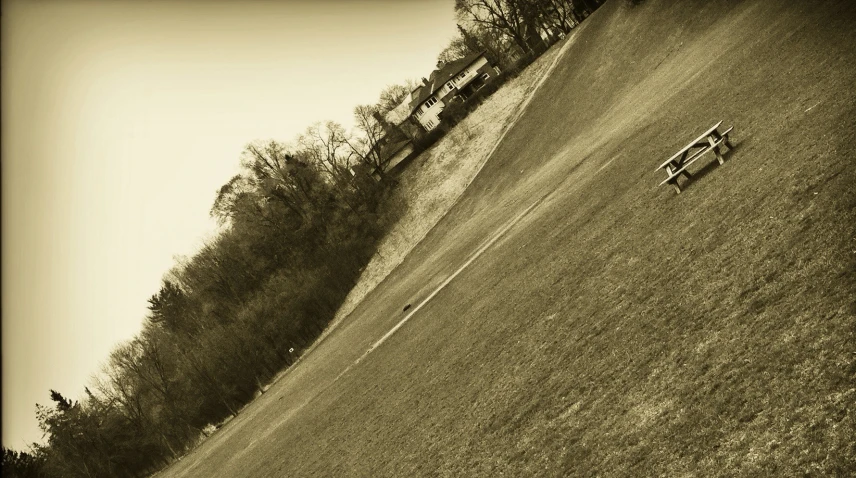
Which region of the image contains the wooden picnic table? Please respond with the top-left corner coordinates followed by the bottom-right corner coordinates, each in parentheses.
top-left (656, 121), bottom-right (734, 194)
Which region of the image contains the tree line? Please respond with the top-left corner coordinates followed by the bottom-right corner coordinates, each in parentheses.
top-left (3, 116), bottom-right (402, 477)
top-left (449, 0), bottom-right (602, 65)
top-left (426, 0), bottom-right (604, 147)
top-left (2, 1), bottom-right (603, 477)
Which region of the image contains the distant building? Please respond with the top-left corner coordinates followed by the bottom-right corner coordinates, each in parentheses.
top-left (408, 52), bottom-right (500, 131)
top-left (348, 136), bottom-right (414, 181)
top-left (379, 98), bottom-right (421, 143)
top-left (385, 94), bottom-right (417, 136)
top-left (351, 114), bottom-right (416, 180)
top-left (375, 136), bottom-right (415, 177)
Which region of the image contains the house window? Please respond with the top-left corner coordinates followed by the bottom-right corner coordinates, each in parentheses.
top-left (444, 82), bottom-right (456, 93)
top-left (414, 109), bottom-right (424, 119)
top-left (481, 73), bottom-right (490, 81)
top-left (425, 119), bottom-right (437, 129)
top-left (456, 71), bottom-right (469, 82)
top-left (424, 96), bottom-right (438, 108)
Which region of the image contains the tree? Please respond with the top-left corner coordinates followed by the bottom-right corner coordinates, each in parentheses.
top-left (461, 23), bottom-right (520, 69)
top-left (297, 122), bottom-right (353, 181)
top-left (2, 447), bottom-right (46, 478)
top-left (254, 143), bottom-right (321, 220)
top-left (36, 390), bottom-right (133, 477)
top-left (377, 83), bottom-right (413, 114)
top-left (456, 0), bottom-right (600, 59)
top-left (210, 174), bottom-right (262, 227)
top-left (25, 80), bottom-right (403, 475)
top-left (349, 104), bottom-right (390, 179)
top-left (147, 280), bottom-right (198, 335)
top-left (437, 34), bottom-right (472, 64)
top-left (455, 0), bottom-right (536, 55)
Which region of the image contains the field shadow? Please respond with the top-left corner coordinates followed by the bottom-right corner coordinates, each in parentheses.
top-left (685, 139), bottom-right (748, 190)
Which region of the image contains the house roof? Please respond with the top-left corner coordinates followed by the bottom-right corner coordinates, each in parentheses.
top-left (381, 138), bottom-right (413, 160)
top-left (384, 93), bottom-right (413, 125)
top-left (408, 51), bottom-right (486, 113)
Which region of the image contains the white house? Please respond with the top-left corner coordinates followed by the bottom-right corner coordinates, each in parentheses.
top-left (408, 52), bottom-right (500, 131)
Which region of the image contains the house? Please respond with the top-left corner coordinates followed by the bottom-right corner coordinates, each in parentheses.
top-left (350, 121), bottom-right (415, 181)
top-left (408, 51), bottom-right (500, 131)
top-left (370, 105), bottom-right (417, 175)
top-left (348, 137), bottom-right (413, 181)
top-left (376, 137), bottom-right (414, 176)
top-left (384, 95), bottom-right (421, 140)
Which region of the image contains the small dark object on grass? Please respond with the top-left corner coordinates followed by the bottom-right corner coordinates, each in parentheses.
top-left (403, 304), bottom-right (412, 312)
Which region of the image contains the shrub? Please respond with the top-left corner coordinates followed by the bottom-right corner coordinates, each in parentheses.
top-left (411, 126), bottom-right (448, 155)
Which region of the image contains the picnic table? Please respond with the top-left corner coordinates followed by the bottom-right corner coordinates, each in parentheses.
top-left (656, 121), bottom-right (734, 194)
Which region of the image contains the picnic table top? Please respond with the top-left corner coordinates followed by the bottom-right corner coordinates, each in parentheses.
top-left (656, 120), bottom-right (723, 170)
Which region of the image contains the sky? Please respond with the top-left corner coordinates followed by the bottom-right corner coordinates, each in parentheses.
top-left (1, 0), bottom-right (457, 450)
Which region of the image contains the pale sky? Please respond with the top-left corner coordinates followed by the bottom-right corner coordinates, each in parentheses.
top-left (1, 0), bottom-right (456, 449)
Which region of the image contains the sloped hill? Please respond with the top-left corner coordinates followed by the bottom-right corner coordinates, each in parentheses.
top-left (159, 0), bottom-right (855, 476)
top-left (327, 42), bottom-right (569, 340)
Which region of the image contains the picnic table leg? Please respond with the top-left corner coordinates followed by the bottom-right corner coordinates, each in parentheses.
top-left (667, 163), bottom-right (690, 180)
top-left (671, 180), bottom-right (682, 194)
top-left (708, 135), bottom-right (725, 165)
top-left (665, 165), bottom-right (682, 193)
top-left (714, 129), bottom-right (734, 151)
top-left (677, 151), bottom-right (693, 179)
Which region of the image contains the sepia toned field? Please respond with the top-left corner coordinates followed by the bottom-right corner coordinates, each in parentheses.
top-left (322, 38), bottom-right (569, 342)
top-left (158, 0), bottom-right (855, 476)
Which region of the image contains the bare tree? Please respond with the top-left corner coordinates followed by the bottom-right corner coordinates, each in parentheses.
top-left (455, 0), bottom-right (534, 55)
top-left (456, 0), bottom-right (597, 59)
top-left (348, 104), bottom-right (389, 179)
top-left (240, 140), bottom-right (326, 225)
top-left (297, 121), bottom-right (354, 181)
top-left (377, 83), bottom-right (413, 114)
top-left (437, 34), bottom-right (472, 64)
top-left (460, 23), bottom-right (520, 69)
top-left (543, 0), bottom-right (582, 33)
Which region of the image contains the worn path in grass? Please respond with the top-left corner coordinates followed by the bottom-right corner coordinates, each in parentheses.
top-left (160, 0), bottom-right (856, 476)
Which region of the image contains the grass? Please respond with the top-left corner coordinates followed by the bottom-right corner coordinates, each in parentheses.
top-left (329, 43), bottom-right (570, 331)
top-left (157, 0), bottom-right (856, 476)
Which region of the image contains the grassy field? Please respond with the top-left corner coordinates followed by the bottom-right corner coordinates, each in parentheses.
top-left (326, 41), bottom-right (569, 336)
top-left (158, 0), bottom-right (855, 476)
